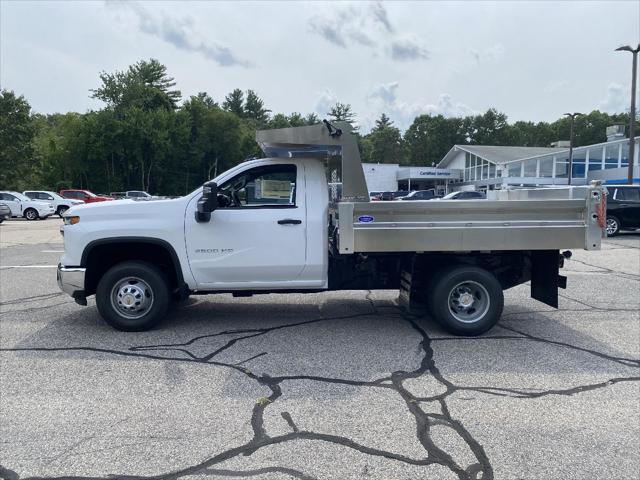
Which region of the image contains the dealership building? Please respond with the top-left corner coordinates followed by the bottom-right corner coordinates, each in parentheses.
top-left (362, 163), bottom-right (459, 194)
top-left (362, 126), bottom-right (640, 194)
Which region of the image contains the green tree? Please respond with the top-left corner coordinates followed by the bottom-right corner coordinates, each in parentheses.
top-left (466, 108), bottom-right (509, 145)
top-left (304, 113), bottom-right (320, 125)
top-left (91, 58), bottom-right (181, 111)
top-left (0, 90), bottom-right (35, 189)
top-left (404, 115), bottom-right (465, 166)
top-left (328, 102), bottom-right (356, 125)
top-left (244, 89), bottom-right (270, 124)
top-left (222, 89), bottom-right (245, 117)
top-left (367, 113), bottom-right (404, 163)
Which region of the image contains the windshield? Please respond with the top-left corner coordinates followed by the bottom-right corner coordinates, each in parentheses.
top-left (46, 191), bottom-right (64, 200)
top-left (442, 192), bottom-right (458, 199)
top-left (12, 192), bottom-right (31, 201)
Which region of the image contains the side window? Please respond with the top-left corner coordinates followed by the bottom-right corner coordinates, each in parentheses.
top-left (619, 188), bottom-right (640, 202)
top-left (219, 165), bottom-right (297, 208)
top-left (3, 193), bottom-right (17, 201)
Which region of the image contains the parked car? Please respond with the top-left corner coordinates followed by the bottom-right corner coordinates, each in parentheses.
top-left (605, 185), bottom-right (640, 236)
top-left (59, 189), bottom-right (114, 203)
top-left (24, 190), bottom-right (84, 217)
top-left (110, 190), bottom-right (161, 200)
top-left (379, 190), bottom-right (409, 201)
top-left (399, 190), bottom-right (437, 201)
top-left (441, 191), bottom-right (486, 200)
top-left (0, 203), bottom-right (10, 223)
top-left (369, 191), bottom-right (383, 201)
top-left (0, 191), bottom-right (56, 220)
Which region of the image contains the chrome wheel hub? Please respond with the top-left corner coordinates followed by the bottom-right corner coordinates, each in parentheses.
top-left (448, 281), bottom-right (491, 324)
top-left (110, 277), bottom-right (153, 319)
top-left (458, 292), bottom-right (475, 308)
top-left (606, 218), bottom-right (617, 235)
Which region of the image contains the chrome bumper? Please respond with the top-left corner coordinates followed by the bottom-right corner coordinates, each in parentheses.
top-left (57, 264), bottom-right (86, 300)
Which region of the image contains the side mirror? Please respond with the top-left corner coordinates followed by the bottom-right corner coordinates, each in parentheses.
top-left (195, 181), bottom-right (218, 223)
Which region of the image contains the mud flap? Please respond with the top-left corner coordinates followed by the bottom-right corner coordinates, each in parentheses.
top-left (530, 250), bottom-right (566, 308)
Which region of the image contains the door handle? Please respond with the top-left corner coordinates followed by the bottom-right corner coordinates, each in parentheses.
top-left (277, 219), bottom-right (302, 225)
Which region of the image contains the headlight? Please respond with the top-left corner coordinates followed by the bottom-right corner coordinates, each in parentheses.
top-left (63, 216), bottom-right (80, 225)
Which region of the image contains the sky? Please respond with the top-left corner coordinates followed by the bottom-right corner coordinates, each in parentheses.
top-left (1, 0), bottom-right (639, 132)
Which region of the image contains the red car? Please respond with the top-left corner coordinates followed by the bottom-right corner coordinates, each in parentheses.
top-left (59, 189), bottom-right (114, 203)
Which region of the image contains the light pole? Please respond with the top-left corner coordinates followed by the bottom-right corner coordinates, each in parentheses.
top-left (564, 112), bottom-right (583, 185)
top-left (615, 44), bottom-right (640, 185)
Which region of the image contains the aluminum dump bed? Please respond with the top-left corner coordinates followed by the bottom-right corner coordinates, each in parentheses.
top-left (337, 185), bottom-right (605, 254)
top-left (257, 122), bottom-right (606, 255)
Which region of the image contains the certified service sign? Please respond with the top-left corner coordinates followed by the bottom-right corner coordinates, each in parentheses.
top-left (358, 215), bottom-right (375, 223)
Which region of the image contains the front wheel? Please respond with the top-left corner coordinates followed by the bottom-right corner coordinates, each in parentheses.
top-left (24, 208), bottom-right (39, 220)
top-left (428, 266), bottom-right (504, 336)
top-left (96, 261), bottom-right (170, 331)
top-left (606, 216), bottom-right (620, 237)
top-left (57, 206), bottom-right (69, 217)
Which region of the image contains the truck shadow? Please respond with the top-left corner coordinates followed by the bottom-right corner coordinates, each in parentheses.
top-left (8, 292), bottom-right (638, 399)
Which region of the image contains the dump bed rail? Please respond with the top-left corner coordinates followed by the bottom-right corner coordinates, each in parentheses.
top-left (337, 184), bottom-right (605, 254)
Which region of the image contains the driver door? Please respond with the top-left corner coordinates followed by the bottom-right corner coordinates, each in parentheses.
top-left (185, 163), bottom-right (308, 289)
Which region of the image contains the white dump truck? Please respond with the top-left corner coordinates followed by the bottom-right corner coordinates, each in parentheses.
top-left (58, 122), bottom-right (606, 335)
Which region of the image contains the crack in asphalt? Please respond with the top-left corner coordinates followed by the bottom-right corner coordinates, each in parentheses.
top-left (1, 271), bottom-right (639, 480)
top-left (567, 257), bottom-right (640, 281)
top-left (0, 292), bottom-right (65, 307)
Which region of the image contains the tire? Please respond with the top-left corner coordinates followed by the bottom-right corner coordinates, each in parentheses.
top-left (57, 206), bottom-right (69, 217)
top-left (23, 208), bottom-right (39, 220)
top-left (428, 265), bottom-right (503, 336)
top-left (606, 216), bottom-right (620, 237)
top-left (96, 261), bottom-right (170, 331)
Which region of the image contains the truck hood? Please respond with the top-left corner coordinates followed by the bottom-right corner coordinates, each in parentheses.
top-left (65, 196), bottom-right (187, 219)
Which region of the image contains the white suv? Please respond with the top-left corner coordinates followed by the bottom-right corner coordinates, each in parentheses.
top-left (0, 191), bottom-right (56, 220)
top-left (24, 190), bottom-right (84, 217)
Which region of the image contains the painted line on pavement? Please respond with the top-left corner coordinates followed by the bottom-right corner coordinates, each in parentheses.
top-left (0, 265), bottom-right (58, 269)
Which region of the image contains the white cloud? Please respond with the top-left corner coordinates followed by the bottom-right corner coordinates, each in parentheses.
top-left (365, 82), bottom-right (476, 130)
top-left (543, 80), bottom-right (569, 94)
top-left (469, 43), bottom-right (505, 64)
top-left (314, 88), bottom-right (339, 117)
top-left (423, 94), bottom-right (476, 118)
top-left (599, 82), bottom-right (629, 113)
top-left (390, 35), bottom-right (429, 61)
top-left (308, 2), bottom-right (428, 62)
top-left (106, 1), bottom-right (251, 67)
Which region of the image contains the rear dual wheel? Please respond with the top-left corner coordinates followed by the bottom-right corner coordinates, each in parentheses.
top-left (427, 266), bottom-right (504, 336)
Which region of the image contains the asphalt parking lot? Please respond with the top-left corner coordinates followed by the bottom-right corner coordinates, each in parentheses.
top-left (0, 218), bottom-right (639, 480)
